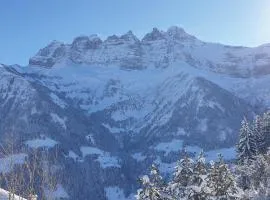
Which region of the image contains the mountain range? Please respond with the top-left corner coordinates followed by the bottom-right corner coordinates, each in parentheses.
top-left (1, 26), bottom-right (270, 199)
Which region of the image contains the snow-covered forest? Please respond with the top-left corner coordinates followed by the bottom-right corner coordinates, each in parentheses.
top-left (136, 112), bottom-right (270, 200)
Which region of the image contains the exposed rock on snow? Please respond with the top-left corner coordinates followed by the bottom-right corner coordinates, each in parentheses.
top-left (1, 26), bottom-right (270, 199)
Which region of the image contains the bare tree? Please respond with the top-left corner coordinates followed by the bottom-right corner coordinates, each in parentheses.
top-left (0, 133), bottom-right (27, 199)
top-left (0, 134), bottom-right (61, 200)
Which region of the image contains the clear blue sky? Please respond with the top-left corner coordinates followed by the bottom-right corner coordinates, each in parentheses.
top-left (1, 0), bottom-right (269, 65)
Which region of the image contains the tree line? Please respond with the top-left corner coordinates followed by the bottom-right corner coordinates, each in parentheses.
top-left (0, 137), bottom-right (60, 200)
top-left (136, 112), bottom-right (270, 200)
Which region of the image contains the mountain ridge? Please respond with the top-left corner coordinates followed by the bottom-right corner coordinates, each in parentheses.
top-left (1, 26), bottom-right (270, 199)
top-left (28, 26), bottom-right (270, 81)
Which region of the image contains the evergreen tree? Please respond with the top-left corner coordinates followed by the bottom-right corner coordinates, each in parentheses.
top-left (235, 159), bottom-right (251, 191)
top-left (237, 118), bottom-right (257, 163)
top-left (252, 115), bottom-right (267, 154)
top-left (192, 151), bottom-right (207, 186)
top-left (189, 151), bottom-right (208, 200)
top-left (236, 154), bottom-right (270, 199)
top-left (249, 154), bottom-right (270, 196)
top-left (205, 154), bottom-right (239, 200)
top-left (173, 152), bottom-right (194, 187)
top-left (136, 115), bottom-right (270, 200)
top-left (262, 111), bottom-right (270, 150)
top-left (168, 151), bottom-right (194, 199)
top-left (136, 165), bottom-right (167, 200)
top-left (136, 175), bottom-right (160, 200)
top-left (136, 175), bottom-right (152, 200)
top-left (150, 164), bottom-right (165, 189)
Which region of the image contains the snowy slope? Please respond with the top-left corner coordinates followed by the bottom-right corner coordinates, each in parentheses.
top-left (0, 188), bottom-right (27, 200)
top-left (1, 26), bottom-right (270, 199)
top-left (29, 26), bottom-right (270, 79)
top-left (26, 27), bottom-right (270, 108)
top-left (14, 61), bottom-right (255, 148)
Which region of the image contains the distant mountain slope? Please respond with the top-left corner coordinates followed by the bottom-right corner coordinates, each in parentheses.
top-left (0, 26), bottom-right (270, 199)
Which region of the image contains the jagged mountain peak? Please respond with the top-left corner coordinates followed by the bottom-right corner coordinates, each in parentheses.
top-left (71, 35), bottom-right (102, 50)
top-left (120, 30), bottom-right (139, 43)
top-left (71, 35), bottom-right (91, 49)
top-left (28, 26), bottom-right (270, 76)
top-left (38, 40), bottom-right (65, 56)
top-left (28, 26), bottom-right (198, 67)
top-left (167, 26), bottom-right (185, 33)
top-left (105, 34), bottom-right (119, 42)
top-left (103, 31), bottom-right (140, 45)
top-left (89, 34), bottom-right (101, 40)
top-left (142, 27), bottom-right (166, 41)
top-left (29, 40), bottom-right (66, 67)
top-left (141, 26), bottom-right (196, 42)
top-left (166, 26), bottom-right (196, 41)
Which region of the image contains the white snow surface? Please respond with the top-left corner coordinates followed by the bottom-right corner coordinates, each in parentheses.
top-left (132, 152), bottom-right (147, 162)
top-left (13, 59), bottom-right (270, 140)
top-left (80, 146), bottom-right (120, 168)
top-left (0, 67), bottom-right (35, 107)
top-left (153, 139), bottom-right (184, 156)
top-left (25, 137), bottom-right (58, 149)
top-left (153, 139), bottom-right (236, 161)
top-left (23, 27), bottom-right (270, 108)
top-left (50, 93), bottom-right (67, 108)
top-left (105, 187), bottom-right (135, 200)
top-left (205, 147), bottom-right (236, 161)
top-left (13, 51), bottom-right (270, 139)
top-left (0, 188), bottom-right (26, 200)
top-left (50, 113), bottom-right (67, 130)
top-left (67, 151), bottom-right (80, 161)
top-left (102, 123), bottom-right (126, 134)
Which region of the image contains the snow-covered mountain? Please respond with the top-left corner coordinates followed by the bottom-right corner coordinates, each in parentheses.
top-left (1, 26), bottom-right (270, 199)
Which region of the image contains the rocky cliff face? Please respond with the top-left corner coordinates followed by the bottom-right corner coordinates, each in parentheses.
top-left (1, 26), bottom-right (270, 199)
top-left (29, 26), bottom-right (270, 76)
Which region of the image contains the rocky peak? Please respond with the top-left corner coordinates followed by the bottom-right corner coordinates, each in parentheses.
top-left (142, 28), bottom-right (165, 42)
top-left (105, 35), bottom-right (120, 43)
top-left (166, 26), bottom-right (196, 41)
top-left (29, 40), bottom-right (66, 67)
top-left (89, 34), bottom-right (102, 41)
top-left (71, 35), bottom-right (103, 51)
top-left (27, 26), bottom-right (270, 71)
top-left (88, 34), bottom-right (103, 49)
top-left (37, 40), bottom-right (65, 57)
top-left (120, 31), bottom-right (139, 43)
top-left (72, 36), bottom-right (90, 51)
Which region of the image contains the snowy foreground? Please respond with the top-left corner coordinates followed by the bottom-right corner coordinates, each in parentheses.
top-left (0, 188), bottom-right (27, 200)
top-left (137, 112), bottom-right (270, 200)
